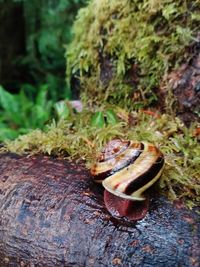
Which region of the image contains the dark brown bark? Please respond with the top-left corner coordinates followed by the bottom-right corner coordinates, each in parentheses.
top-left (0, 153), bottom-right (199, 267)
top-left (161, 45), bottom-right (200, 126)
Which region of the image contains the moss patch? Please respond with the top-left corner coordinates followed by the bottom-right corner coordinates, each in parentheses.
top-left (2, 108), bottom-right (200, 208)
top-left (67, 0), bottom-right (200, 107)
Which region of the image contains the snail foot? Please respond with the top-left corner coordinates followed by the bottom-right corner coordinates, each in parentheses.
top-left (104, 190), bottom-right (149, 221)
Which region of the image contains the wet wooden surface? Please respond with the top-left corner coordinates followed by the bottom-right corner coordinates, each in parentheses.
top-left (0, 153), bottom-right (199, 267)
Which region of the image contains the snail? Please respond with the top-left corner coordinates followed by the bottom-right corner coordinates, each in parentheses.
top-left (91, 139), bottom-right (165, 221)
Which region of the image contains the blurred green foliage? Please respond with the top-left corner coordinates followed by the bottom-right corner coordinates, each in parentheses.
top-left (0, 0), bottom-right (85, 141)
top-left (54, 100), bottom-right (71, 120)
top-left (21, 0), bottom-right (85, 100)
top-left (91, 110), bottom-right (118, 128)
top-left (0, 0), bottom-right (85, 98)
top-left (0, 85), bottom-right (53, 141)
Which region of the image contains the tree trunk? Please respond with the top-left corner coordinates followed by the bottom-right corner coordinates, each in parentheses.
top-left (0, 1), bottom-right (26, 91)
top-left (0, 153), bottom-right (199, 267)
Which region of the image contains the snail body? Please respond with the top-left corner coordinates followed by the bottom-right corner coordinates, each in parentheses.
top-left (91, 139), bottom-right (165, 220)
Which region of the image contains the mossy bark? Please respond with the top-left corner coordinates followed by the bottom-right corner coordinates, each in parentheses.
top-left (160, 43), bottom-right (200, 125)
top-left (67, 0), bottom-right (200, 124)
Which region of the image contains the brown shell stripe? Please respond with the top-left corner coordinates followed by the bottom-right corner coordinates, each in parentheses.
top-left (92, 142), bottom-right (144, 181)
top-left (124, 156), bottom-right (164, 195)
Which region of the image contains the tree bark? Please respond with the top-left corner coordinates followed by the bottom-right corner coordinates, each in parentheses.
top-left (160, 44), bottom-right (200, 126)
top-left (0, 153), bottom-right (199, 267)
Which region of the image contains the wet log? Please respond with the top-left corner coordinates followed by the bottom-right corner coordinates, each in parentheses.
top-left (0, 153), bottom-right (199, 267)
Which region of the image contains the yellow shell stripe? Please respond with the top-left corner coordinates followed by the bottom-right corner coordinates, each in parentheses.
top-left (102, 142), bottom-right (163, 201)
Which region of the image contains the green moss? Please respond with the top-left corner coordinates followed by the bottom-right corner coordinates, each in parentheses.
top-left (67, 0), bottom-right (200, 107)
top-left (2, 108), bottom-right (200, 207)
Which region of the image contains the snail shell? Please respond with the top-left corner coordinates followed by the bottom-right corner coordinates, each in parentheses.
top-left (91, 139), bottom-right (165, 201)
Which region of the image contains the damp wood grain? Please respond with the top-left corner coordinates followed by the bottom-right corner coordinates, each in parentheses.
top-left (0, 153), bottom-right (199, 267)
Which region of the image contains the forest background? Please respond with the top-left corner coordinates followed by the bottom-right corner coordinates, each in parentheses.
top-left (0, 0), bottom-right (85, 141)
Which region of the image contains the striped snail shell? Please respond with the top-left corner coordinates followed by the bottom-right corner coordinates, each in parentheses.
top-left (91, 139), bottom-right (165, 201)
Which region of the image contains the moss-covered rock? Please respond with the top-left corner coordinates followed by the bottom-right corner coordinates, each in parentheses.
top-left (67, 0), bottom-right (200, 109)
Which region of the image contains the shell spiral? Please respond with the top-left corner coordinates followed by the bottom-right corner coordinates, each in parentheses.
top-left (91, 139), bottom-right (165, 201)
